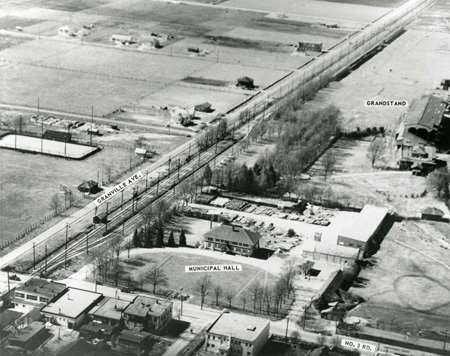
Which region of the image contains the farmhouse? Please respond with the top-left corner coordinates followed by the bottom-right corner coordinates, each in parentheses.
top-left (13, 278), bottom-right (66, 312)
top-left (205, 312), bottom-right (270, 356)
top-left (337, 205), bottom-right (389, 252)
top-left (111, 34), bottom-right (136, 44)
top-left (204, 224), bottom-right (261, 256)
top-left (41, 288), bottom-right (102, 329)
top-left (122, 295), bottom-right (172, 333)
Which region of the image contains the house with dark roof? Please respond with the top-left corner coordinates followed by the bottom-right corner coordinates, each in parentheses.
top-left (122, 296), bottom-right (172, 333)
top-left (116, 329), bottom-right (154, 356)
top-left (13, 278), bottom-right (66, 312)
top-left (7, 321), bottom-right (48, 351)
top-left (204, 224), bottom-right (261, 257)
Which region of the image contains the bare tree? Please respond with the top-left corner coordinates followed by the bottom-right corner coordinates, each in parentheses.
top-left (224, 289), bottom-right (234, 308)
top-left (250, 281), bottom-right (262, 312)
top-left (321, 150), bottom-right (337, 181)
top-left (195, 275), bottom-right (212, 310)
top-left (104, 165), bottom-right (113, 184)
top-left (49, 194), bottom-right (62, 215)
top-left (146, 266), bottom-right (168, 294)
top-left (213, 285), bottom-right (222, 306)
top-left (367, 137), bottom-right (386, 167)
top-left (427, 168), bottom-right (450, 199)
top-left (240, 294), bottom-right (247, 311)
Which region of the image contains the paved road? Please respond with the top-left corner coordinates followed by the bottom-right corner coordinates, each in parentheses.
top-left (0, 103), bottom-right (192, 137)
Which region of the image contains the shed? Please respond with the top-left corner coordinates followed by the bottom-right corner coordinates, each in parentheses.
top-left (421, 207), bottom-right (445, 221)
top-left (78, 180), bottom-right (100, 194)
top-left (237, 76), bottom-right (255, 90)
top-left (194, 102), bottom-right (214, 113)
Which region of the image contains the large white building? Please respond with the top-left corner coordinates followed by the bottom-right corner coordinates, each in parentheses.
top-left (205, 312), bottom-right (270, 356)
top-left (41, 288), bottom-right (102, 329)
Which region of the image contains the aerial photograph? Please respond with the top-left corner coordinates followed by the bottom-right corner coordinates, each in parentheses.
top-left (0, 0), bottom-right (449, 355)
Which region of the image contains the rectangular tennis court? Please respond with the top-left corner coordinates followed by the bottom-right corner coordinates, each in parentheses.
top-left (0, 134), bottom-right (98, 159)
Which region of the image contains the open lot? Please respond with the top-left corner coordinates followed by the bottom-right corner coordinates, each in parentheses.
top-left (306, 16), bottom-right (450, 131)
top-left (0, 0), bottom-right (352, 118)
top-left (0, 130), bottom-right (187, 245)
top-left (119, 251), bottom-right (278, 307)
top-left (306, 138), bottom-right (450, 218)
top-left (348, 220), bottom-right (450, 337)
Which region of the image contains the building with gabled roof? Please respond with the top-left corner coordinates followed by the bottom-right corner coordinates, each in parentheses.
top-left (204, 223), bottom-right (261, 256)
top-left (205, 312), bottom-right (270, 356)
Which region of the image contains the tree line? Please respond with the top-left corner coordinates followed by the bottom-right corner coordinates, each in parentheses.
top-left (196, 118), bottom-right (229, 152)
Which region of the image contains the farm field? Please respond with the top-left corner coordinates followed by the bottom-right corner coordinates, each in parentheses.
top-left (0, 0), bottom-right (352, 118)
top-left (305, 22), bottom-right (450, 131)
top-left (119, 251), bottom-right (278, 307)
top-left (0, 130), bottom-right (187, 245)
top-left (223, 0), bottom-right (391, 25)
top-left (348, 220), bottom-right (450, 337)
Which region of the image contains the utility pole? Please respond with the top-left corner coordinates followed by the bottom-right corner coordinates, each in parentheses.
top-left (65, 224), bottom-right (69, 268)
top-left (90, 105), bottom-right (93, 146)
top-left (44, 244), bottom-right (47, 275)
top-left (86, 235), bottom-right (89, 255)
top-left (121, 190), bottom-right (124, 210)
top-left (156, 173), bottom-right (160, 195)
top-left (285, 317), bottom-right (289, 339)
top-left (177, 158), bottom-right (181, 181)
top-left (41, 121), bottom-right (44, 153)
top-left (145, 170), bottom-right (149, 189)
top-left (33, 242), bottom-right (36, 269)
top-left (105, 202), bottom-right (109, 231)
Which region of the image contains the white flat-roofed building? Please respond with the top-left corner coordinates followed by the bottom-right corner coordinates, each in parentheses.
top-left (337, 205), bottom-right (389, 251)
top-left (302, 237), bottom-right (361, 266)
top-left (41, 288), bottom-right (102, 329)
top-left (205, 312), bottom-right (270, 356)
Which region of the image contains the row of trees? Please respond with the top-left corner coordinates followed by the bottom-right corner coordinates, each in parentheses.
top-left (196, 118), bottom-right (229, 152)
top-left (194, 260), bottom-right (299, 315)
top-left (131, 200), bottom-right (181, 248)
top-left (202, 158), bottom-right (280, 195)
top-left (132, 228), bottom-right (187, 248)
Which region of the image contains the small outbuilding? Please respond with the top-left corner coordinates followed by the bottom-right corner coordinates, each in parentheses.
top-left (236, 76), bottom-right (255, 90)
top-left (78, 180), bottom-right (100, 194)
top-left (194, 102), bottom-right (214, 113)
top-left (421, 207), bottom-right (446, 221)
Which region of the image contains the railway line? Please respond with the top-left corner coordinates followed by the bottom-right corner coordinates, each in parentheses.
top-left (3, 0), bottom-right (436, 276)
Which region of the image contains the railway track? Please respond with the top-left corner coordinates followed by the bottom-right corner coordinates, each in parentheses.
top-left (8, 0), bottom-right (435, 275)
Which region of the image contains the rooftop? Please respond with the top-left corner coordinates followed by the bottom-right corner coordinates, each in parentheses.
top-left (118, 329), bottom-right (152, 344)
top-left (406, 95), bottom-right (447, 131)
top-left (302, 237), bottom-right (360, 259)
top-left (0, 309), bottom-right (22, 329)
top-left (41, 288), bottom-right (102, 319)
top-left (15, 278), bottom-right (66, 299)
top-left (8, 321), bottom-right (45, 343)
top-left (123, 295), bottom-right (172, 318)
top-left (338, 205), bottom-right (389, 243)
top-left (207, 312), bottom-right (269, 342)
top-left (89, 297), bottom-right (133, 321)
top-left (204, 224), bottom-right (261, 246)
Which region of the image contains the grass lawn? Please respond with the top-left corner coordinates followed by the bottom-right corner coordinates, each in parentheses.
top-left (348, 221), bottom-right (450, 338)
top-left (120, 252), bottom-right (277, 307)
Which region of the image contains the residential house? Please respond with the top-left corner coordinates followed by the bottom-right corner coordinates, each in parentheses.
top-left (116, 329), bottom-right (153, 356)
top-left (122, 296), bottom-right (172, 333)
